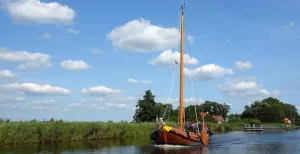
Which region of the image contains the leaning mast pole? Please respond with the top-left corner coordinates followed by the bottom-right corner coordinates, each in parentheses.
top-left (178, 0), bottom-right (185, 131)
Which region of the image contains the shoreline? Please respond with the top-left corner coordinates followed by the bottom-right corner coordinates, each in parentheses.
top-left (0, 121), bottom-right (296, 147)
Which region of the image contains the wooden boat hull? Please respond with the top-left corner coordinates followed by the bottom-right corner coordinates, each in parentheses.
top-left (151, 126), bottom-right (211, 146)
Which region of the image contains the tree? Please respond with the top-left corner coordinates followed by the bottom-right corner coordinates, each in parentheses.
top-left (283, 104), bottom-right (298, 121)
top-left (169, 101), bottom-right (231, 122)
top-left (133, 90), bottom-right (158, 122)
top-left (199, 101), bottom-right (231, 120)
top-left (241, 97), bottom-right (300, 123)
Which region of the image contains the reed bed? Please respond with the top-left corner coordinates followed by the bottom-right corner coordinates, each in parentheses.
top-left (0, 121), bottom-right (242, 146)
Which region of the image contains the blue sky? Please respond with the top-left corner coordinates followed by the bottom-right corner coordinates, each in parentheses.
top-left (0, 0), bottom-right (299, 122)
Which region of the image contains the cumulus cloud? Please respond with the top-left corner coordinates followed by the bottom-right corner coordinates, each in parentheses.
top-left (0, 70), bottom-right (15, 79)
top-left (184, 63), bottom-right (234, 80)
top-left (60, 60), bottom-right (92, 71)
top-left (82, 86), bottom-right (123, 96)
top-left (149, 50), bottom-right (199, 67)
top-left (218, 77), bottom-right (280, 100)
top-left (1, 83), bottom-right (71, 95)
top-left (107, 18), bottom-right (195, 52)
top-left (235, 61), bottom-right (253, 70)
top-left (66, 28), bottom-right (80, 34)
top-left (128, 78), bottom-right (152, 84)
top-left (1, 0), bottom-right (76, 25)
top-left (0, 47), bottom-right (51, 70)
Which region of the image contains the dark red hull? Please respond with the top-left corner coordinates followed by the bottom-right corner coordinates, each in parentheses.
top-left (151, 126), bottom-right (211, 146)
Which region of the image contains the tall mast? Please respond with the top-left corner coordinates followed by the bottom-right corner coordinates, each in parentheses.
top-left (178, 0), bottom-right (185, 131)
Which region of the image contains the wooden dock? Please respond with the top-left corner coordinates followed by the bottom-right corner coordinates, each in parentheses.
top-left (244, 124), bottom-right (288, 131)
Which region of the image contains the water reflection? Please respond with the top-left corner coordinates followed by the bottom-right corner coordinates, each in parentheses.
top-left (150, 146), bottom-right (209, 154)
top-left (1, 131), bottom-right (300, 154)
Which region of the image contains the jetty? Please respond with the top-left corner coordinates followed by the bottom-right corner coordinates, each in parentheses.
top-left (244, 124), bottom-right (289, 132)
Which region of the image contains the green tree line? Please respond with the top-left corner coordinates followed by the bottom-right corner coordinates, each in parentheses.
top-left (240, 97), bottom-right (300, 125)
top-left (133, 90), bottom-right (230, 123)
top-left (133, 90), bottom-right (300, 125)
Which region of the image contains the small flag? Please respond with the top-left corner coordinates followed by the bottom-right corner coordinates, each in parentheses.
top-left (175, 60), bottom-right (178, 64)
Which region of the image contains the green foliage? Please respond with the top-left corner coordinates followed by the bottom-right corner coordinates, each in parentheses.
top-left (0, 121), bottom-right (179, 147)
top-left (0, 118), bottom-right (10, 123)
top-left (133, 90), bottom-right (163, 122)
top-left (199, 101), bottom-right (231, 120)
top-left (227, 113), bottom-right (241, 122)
top-left (0, 120), bottom-right (245, 147)
top-left (241, 97), bottom-right (299, 124)
top-left (206, 122), bottom-right (243, 132)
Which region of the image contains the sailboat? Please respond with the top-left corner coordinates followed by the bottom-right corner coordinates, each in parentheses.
top-left (150, 0), bottom-right (212, 146)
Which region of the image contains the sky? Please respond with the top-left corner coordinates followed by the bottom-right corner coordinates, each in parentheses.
top-left (0, 0), bottom-right (299, 122)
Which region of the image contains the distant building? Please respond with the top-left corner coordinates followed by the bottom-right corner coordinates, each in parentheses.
top-left (212, 115), bottom-right (224, 124)
top-left (200, 112), bottom-right (209, 119)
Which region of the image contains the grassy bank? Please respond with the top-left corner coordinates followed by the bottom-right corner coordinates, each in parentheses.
top-left (0, 120), bottom-right (244, 146)
top-left (0, 121), bottom-right (157, 146)
top-left (1, 120), bottom-right (297, 147)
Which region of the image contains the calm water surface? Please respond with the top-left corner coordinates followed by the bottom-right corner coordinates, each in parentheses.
top-left (2, 130), bottom-right (300, 154)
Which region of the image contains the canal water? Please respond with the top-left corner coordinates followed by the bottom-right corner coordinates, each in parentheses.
top-left (1, 130), bottom-right (300, 154)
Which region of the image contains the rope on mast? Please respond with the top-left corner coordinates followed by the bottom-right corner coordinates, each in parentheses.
top-left (161, 61), bottom-right (178, 120)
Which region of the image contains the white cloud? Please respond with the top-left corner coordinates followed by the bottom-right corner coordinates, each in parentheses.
top-left (60, 60), bottom-right (91, 71)
top-left (2, 99), bottom-right (57, 110)
top-left (107, 18), bottom-right (195, 52)
top-left (1, 83), bottom-right (71, 95)
top-left (43, 100), bottom-right (56, 104)
top-left (30, 100), bottom-right (57, 110)
top-left (42, 32), bottom-right (51, 39)
top-left (92, 96), bottom-right (137, 103)
top-left (0, 70), bottom-right (14, 79)
top-left (184, 63), bottom-right (234, 80)
top-left (69, 103), bottom-right (109, 110)
top-left (149, 50), bottom-right (199, 67)
top-left (16, 97), bottom-right (25, 101)
top-left (91, 48), bottom-right (103, 54)
top-left (1, 0), bottom-right (76, 25)
top-left (282, 21), bottom-right (296, 29)
top-left (218, 77), bottom-right (280, 100)
top-left (0, 47), bottom-right (51, 70)
top-left (82, 86), bottom-right (123, 96)
top-left (0, 95), bottom-right (25, 103)
top-left (32, 106), bottom-right (47, 110)
top-left (90, 96), bottom-right (137, 110)
top-left (128, 78), bottom-right (152, 84)
top-left (66, 28), bottom-right (80, 34)
top-left (235, 61), bottom-right (253, 70)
